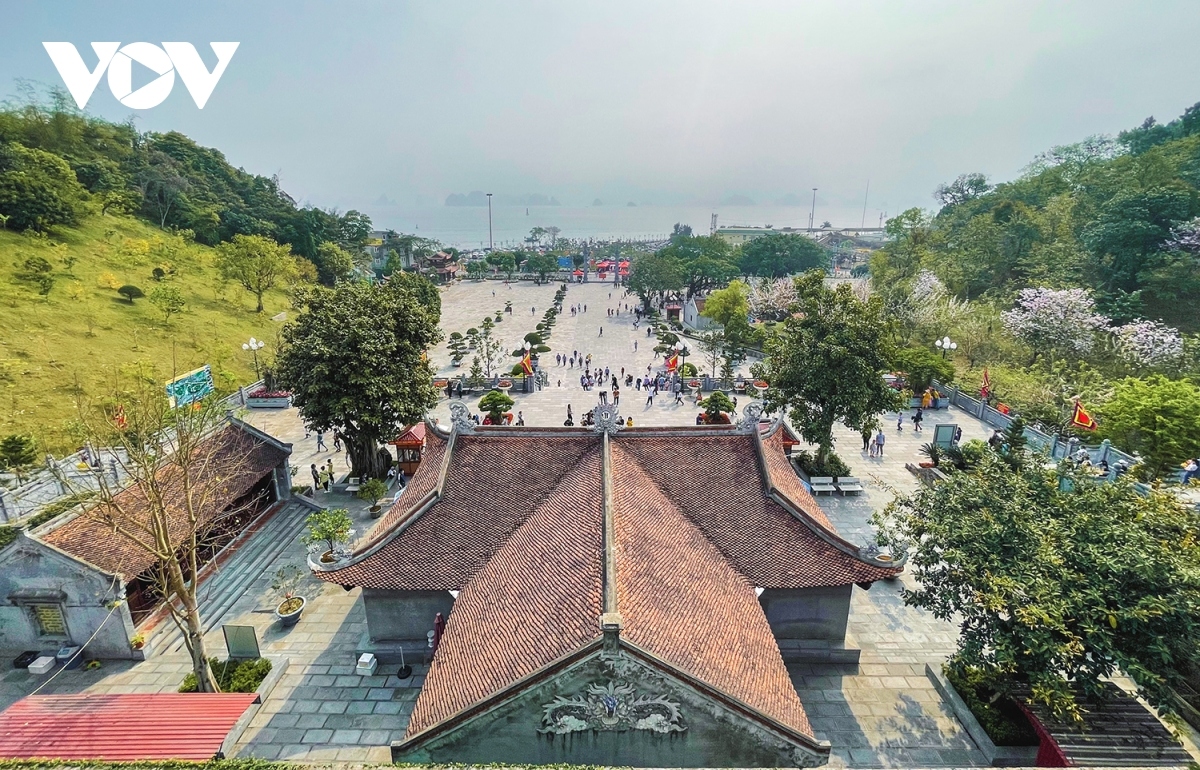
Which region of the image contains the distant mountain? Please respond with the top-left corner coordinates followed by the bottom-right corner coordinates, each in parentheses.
top-left (721, 194), bottom-right (756, 206)
top-left (374, 194), bottom-right (397, 206)
top-left (593, 198), bottom-right (604, 206)
top-left (775, 193), bottom-right (803, 206)
top-left (445, 191), bottom-right (561, 206)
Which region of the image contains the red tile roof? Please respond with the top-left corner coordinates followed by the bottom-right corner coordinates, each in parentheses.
top-left (324, 433), bottom-right (598, 588)
top-left (612, 432), bottom-right (896, 587)
top-left (40, 426), bottom-right (288, 581)
top-left (323, 421), bottom-right (898, 746)
top-left (406, 448), bottom-right (604, 735)
top-left (610, 443), bottom-right (813, 736)
top-left (0, 693), bottom-right (258, 760)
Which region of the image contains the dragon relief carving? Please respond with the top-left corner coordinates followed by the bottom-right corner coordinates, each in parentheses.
top-left (540, 680), bottom-right (686, 735)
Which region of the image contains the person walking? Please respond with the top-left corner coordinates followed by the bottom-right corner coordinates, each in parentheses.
top-left (875, 429), bottom-right (886, 457)
top-left (862, 429), bottom-right (872, 454)
top-left (646, 387), bottom-right (655, 406)
top-left (516, 411), bottom-right (525, 426)
top-left (896, 412), bottom-right (904, 432)
top-left (634, 340), bottom-right (638, 351)
top-left (912, 408), bottom-right (924, 432)
top-left (599, 326), bottom-right (603, 336)
top-left (599, 389), bottom-right (608, 405)
top-left (613, 386), bottom-right (620, 406)
top-left (310, 463), bottom-right (320, 494)
top-left (316, 432), bottom-right (327, 452)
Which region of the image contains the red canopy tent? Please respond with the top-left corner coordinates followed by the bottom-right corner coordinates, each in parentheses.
top-left (572, 269), bottom-right (584, 276)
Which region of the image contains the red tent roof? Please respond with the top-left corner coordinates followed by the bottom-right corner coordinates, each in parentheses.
top-left (572, 269), bottom-right (584, 276)
top-left (391, 422), bottom-right (427, 448)
top-left (0, 693), bottom-right (259, 761)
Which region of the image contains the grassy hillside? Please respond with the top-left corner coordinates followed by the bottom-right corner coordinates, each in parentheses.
top-left (0, 214), bottom-right (292, 453)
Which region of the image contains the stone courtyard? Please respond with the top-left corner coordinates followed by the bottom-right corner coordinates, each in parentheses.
top-left (2, 278), bottom-right (1195, 766)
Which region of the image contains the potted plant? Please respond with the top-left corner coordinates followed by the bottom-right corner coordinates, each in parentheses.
top-left (130, 633), bottom-right (146, 651)
top-left (479, 390), bottom-right (515, 424)
top-left (358, 477), bottom-right (389, 518)
top-left (271, 565), bottom-right (307, 627)
top-left (497, 379), bottom-right (514, 395)
top-left (919, 442), bottom-right (942, 468)
top-left (302, 507), bottom-right (354, 564)
top-left (245, 387), bottom-right (292, 408)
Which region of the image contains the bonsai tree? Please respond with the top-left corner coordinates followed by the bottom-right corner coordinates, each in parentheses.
top-left (117, 284), bottom-right (145, 303)
top-left (479, 390), bottom-right (515, 424)
top-left (447, 332), bottom-right (467, 364)
top-left (270, 565), bottom-right (306, 614)
top-left (301, 507), bottom-right (353, 557)
top-left (357, 477), bottom-right (389, 513)
top-left (703, 391), bottom-right (736, 423)
top-left (467, 357), bottom-right (486, 389)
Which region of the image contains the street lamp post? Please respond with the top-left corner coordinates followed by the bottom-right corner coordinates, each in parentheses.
top-left (934, 336), bottom-right (957, 360)
top-left (242, 337), bottom-right (265, 378)
top-left (809, 187), bottom-right (818, 233)
top-left (486, 193), bottom-right (493, 252)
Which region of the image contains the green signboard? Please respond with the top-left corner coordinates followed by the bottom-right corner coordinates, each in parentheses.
top-left (166, 365), bottom-right (214, 408)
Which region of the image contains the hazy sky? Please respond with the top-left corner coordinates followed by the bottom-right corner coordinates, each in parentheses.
top-left (3, 1), bottom-right (1199, 223)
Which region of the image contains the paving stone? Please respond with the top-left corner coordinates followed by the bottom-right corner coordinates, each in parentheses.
top-left (300, 728), bottom-right (333, 743)
top-left (295, 714), bottom-right (327, 729)
top-left (318, 700), bottom-right (348, 714)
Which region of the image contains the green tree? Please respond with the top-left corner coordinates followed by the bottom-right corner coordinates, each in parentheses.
top-left (756, 272), bottom-right (902, 464)
top-left (701, 280), bottom-right (750, 327)
top-left (739, 232), bottom-right (829, 278)
top-left (467, 260), bottom-right (488, 280)
top-left (149, 284), bottom-right (186, 322)
top-left (486, 250), bottom-right (517, 279)
top-left (478, 390), bottom-right (515, 423)
top-left (892, 347), bottom-right (955, 392)
top-left (215, 234), bottom-right (298, 312)
top-left (0, 434), bottom-right (39, 483)
top-left (16, 256), bottom-right (54, 295)
top-left (627, 251), bottom-right (684, 312)
top-left (702, 390), bottom-right (735, 421)
top-left (117, 284), bottom-right (145, 303)
top-left (312, 241), bottom-right (355, 285)
top-left (1097, 376), bottom-right (1200, 480)
top-left (275, 279), bottom-right (442, 479)
top-left (526, 252), bottom-right (558, 284)
top-left (389, 271), bottom-right (441, 317)
top-left (302, 507), bottom-right (354, 554)
top-left (0, 141), bottom-right (87, 231)
top-left (874, 454), bottom-right (1200, 721)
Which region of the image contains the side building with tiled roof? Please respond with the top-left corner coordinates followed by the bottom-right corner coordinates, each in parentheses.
top-left (314, 406), bottom-right (902, 767)
top-left (0, 418), bottom-right (292, 659)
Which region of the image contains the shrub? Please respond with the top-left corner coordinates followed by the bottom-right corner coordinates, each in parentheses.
top-left (944, 665), bottom-right (1038, 746)
top-left (681, 362), bottom-right (698, 377)
top-left (919, 442), bottom-right (942, 466)
top-left (117, 284), bottom-right (145, 303)
top-left (357, 477), bottom-right (388, 507)
top-left (98, 271), bottom-right (120, 290)
top-left (893, 347), bottom-right (956, 392)
top-left (793, 449), bottom-right (851, 478)
top-left (180, 657), bottom-right (272, 693)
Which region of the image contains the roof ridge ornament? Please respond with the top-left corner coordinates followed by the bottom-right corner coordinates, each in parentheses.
top-left (448, 402), bottom-right (476, 435)
top-left (735, 402), bottom-right (764, 433)
top-left (590, 405), bottom-right (623, 435)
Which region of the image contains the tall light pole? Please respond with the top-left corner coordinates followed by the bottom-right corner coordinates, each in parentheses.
top-left (486, 193), bottom-right (493, 252)
top-left (809, 187), bottom-right (818, 233)
top-left (242, 337), bottom-right (265, 378)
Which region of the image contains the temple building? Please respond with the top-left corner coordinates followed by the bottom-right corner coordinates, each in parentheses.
top-left (0, 419), bottom-right (291, 658)
top-left (314, 404), bottom-right (901, 767)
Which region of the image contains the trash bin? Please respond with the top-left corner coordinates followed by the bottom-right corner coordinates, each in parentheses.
top-left (56, 645), bottom-right (83, 670)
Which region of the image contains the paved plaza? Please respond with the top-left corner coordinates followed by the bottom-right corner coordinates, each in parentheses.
top-left (2, 278), bottom-right (1196, 766)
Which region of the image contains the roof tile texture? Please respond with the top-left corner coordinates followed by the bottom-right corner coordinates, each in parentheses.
top-left (611, 443), bottom-right (814, 737)
top-left (41, 427), bottom-right (286, 581)
top-left (406, 446), bottom-right (604, 736)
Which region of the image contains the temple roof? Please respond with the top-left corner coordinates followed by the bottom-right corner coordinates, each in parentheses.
top-left (39, 422), bottom-right (289, 582)
top-left (317, 414), bottom-right (898, 748)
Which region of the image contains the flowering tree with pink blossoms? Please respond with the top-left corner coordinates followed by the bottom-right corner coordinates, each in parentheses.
top-left (1002, 287), bottom-right (1109, 360)
top-left (1112, 319), bottom-right (1184, 369)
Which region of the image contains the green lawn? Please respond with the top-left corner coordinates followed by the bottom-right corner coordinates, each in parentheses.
top-left (0, 215), bottom-right (292, 454)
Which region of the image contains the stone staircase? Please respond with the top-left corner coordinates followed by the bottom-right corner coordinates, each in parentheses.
top-left (153, 500), bottom-right (311, 654)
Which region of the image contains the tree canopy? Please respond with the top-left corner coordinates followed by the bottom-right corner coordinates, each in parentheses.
top-left (627, 251), bottom-right (684, 311)
top-left (276, 279), bottom-right (442, 478)
top-left (215, 233), bottom-right (298, 312)
top-left (1096, 375), bottom-right (1200, 480)
top-left (875, 454), bottom-right (1200, 721)
top-left (756, 272), bottom-right (901, 463)
top-left (739, 232), bottom-right (830, 278)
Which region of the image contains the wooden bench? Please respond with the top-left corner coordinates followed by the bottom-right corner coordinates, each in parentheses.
top-left (836, 477), bottom-right (864, 495)
top-left (809, 476), bottom-right (837, 495)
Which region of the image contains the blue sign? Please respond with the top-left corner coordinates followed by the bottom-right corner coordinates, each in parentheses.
top-left (557, 256), bottom-right (573, 268)
top-left (166, 365), bottom-right (215, 408)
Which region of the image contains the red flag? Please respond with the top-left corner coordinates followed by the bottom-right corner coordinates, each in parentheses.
top-left (981, 368), bottom-right (991, 396)
top-left (520, 351), bottom-right (534, 375)
top-left (665, 354), bottom-right (679, 372)
top-left (1071, 400), bottom-right (1097, 431)
top-left (113, 405), bottom-right (127, 430)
